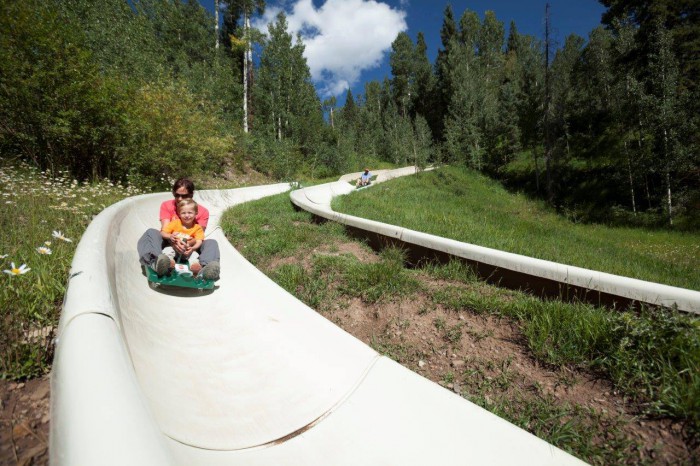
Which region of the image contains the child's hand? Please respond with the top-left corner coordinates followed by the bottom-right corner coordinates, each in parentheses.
top-left (170, 236), bottom-right (187, 254)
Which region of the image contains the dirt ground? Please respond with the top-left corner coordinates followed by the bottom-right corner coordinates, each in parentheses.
top-left (1, 242), bottom-right (697, 465)
top-left (287, 241), bottom-right (698, 465)
top-left (0, 376), bottom-right (50, 466)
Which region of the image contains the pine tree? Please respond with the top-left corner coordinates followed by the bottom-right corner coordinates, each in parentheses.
top-left (356, 81), bottom-right (384, 159)
top-left (255, 12), bottom-right (321, 151)
top-left (515, 34), bottom-right (545, 191)
top-left (477, 11), bottom-right (505, 168)
top-left (412, 115), bottom-right (432, 170)
top-left (390, 32), bottom-right (416, 117)
top-left (548, 34), bottom-right (584, 201)
top-left (434, 5), bottom-right (458, 140)
top-left (443, 36), bottom-right (483, 168)
top-left (413, 32), bottom-right (436, 125)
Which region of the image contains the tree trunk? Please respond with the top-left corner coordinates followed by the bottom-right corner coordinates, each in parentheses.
top-left (624, 140), bottom-right (636, 214)
top-left (544, 3), bottom-right (553, 203)
top-left (664, 128), bottom-right (673, 226)
top-left (242, 13), bottom-right (252, 133)
top-left (533, 146), bottom-right (540, 192)
top-left (666, 167), bottom-right (673, 226)
top-left (214, 0), bottom-right (219, 49)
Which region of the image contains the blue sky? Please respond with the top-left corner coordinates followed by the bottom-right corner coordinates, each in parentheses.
top-left (202, 1), bottom-right (606, 101)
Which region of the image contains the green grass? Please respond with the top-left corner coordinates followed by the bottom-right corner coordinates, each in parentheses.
top-left (0, 162), bottom-right (141, 379)
top-left (225, 190), bottom-right (700, 460)
top-left (332, 166), bottom-right (700, 291)
top-left (220, 192), bottom-right (349, 267)
top-left (428, 266), bottom-right (700, 433)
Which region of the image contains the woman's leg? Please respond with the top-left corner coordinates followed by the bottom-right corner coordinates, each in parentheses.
top-left (197, 239), bottom-right (220, 267)
top-left (137, 229), bottom-right (166, 266)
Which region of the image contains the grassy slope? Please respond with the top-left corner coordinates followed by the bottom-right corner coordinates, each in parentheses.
top-left (333, 166), bottom-right (700, 291)
top-left (223, 191), bottom-right (700, 463)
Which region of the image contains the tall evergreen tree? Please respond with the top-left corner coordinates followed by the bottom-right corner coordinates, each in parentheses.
top-left (342, 89), bottom-right (357, 127)
top-left (610, 22), bottom-right (647, 213)
top-left (458, 9), bottom-right (480, 51)
top-left (478, 11), bottom-right (505, 82)
top-left (516, 34), bottom-right (545, 191)
top-left (600, 0), bottom-right (700, 93)
top-left (495, 34), bottom-right (523, 168)
top-left (548, 34), bottom-right (584, 199)
top-left (571, 28), bottom-right (614, 165)
top-left (444, 36), bottom-right (484, 168)
top-left (433, 5), bottom-right (458, 140)
top-left (412, 114), bottom-right (432, 170)
top-left (255, 11), bottom-right (321, 152)
top-left (477, 11), bottom-right (505, 167)
top-left (506, 20), bottom-right (520, 54)
top-left (390, 32), bottom-right (416, 117)
top-left (413, 32), bottom-right (436, 125)
top-left (356, 81), bottom-right (384, 159)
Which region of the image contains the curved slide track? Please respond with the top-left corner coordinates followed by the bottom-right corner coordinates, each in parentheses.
top-left (51, 179), bottom-right (585, 465)
top-left (291, 167), bottom-right (700, 314)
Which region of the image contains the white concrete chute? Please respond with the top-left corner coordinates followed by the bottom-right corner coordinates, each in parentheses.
top-left (290, 167), bottom-right (700, 314)
top-left (52, 178), bottom-right (586, 465)
top-left (51, 313), bottom-right (173, 466)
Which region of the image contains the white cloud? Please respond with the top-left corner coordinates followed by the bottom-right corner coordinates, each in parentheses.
top-left (254, 0), bottom-right (407, 97)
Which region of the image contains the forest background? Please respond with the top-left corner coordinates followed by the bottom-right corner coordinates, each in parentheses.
top-left (1, 0), bottom-right (698, 230)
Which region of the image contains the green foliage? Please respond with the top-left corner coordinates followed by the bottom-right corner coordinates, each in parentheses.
top-left (220, 192), bottom-right (347, 267)
top-left (505, 297), bottom-right (700, 433)
top-left (271, 262), bottom-right (336, 310)
top-left (0, 0), bottom-right (128, 180)
top-left (248, 137), bottom-right (303, 180)
top-left (0, 0), bottom-right (242, 187)
top-left (120, 81), bottom-right (231, 188)
top-left (0, 163), bottom-right (139, 379)
top-left (254, 12), bottom-right (323, 149)
top-left (340, 247), bottom-right (419, 303)
top-left (482, 392), bottom-right (633, 464)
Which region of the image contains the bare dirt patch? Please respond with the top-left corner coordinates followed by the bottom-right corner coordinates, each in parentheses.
top-left (267, 240), bottom-right (379, 271)
top-left (0, 376), bottom-right (50, 466)
top-left (195, 160), bottom-right (272, 189)
top-left (271, 238), bottom-right (697, 465)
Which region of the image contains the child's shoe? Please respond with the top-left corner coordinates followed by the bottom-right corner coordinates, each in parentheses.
top-left (190, 262), bottom-right (202, 276)
top-left (200, 261), bottom-right (220, 281)
top-left (154, 254), bottom-right (172, 277)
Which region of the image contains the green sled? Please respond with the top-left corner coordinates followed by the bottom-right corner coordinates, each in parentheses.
top-left (144, 263), bottom-right (215, 290)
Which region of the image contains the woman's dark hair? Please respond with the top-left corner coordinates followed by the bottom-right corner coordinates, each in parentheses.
top-left (172, 178), bottom-right (195, 196)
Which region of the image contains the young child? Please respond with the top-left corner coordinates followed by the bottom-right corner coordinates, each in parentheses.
top-left (154, 198), bottom-right (206, 277)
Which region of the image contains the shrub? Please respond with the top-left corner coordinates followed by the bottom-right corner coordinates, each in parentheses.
top-left (119, 81), bottom-right (231, 189)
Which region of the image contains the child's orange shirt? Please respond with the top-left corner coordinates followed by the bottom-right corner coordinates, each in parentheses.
top-left (162, 219), bottom-right (204, 241)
